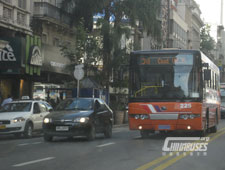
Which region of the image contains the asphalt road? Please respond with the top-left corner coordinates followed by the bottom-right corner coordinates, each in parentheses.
top-left (1, 121), bottom-right (225, 170)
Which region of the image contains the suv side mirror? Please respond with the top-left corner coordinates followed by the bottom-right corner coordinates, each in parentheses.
top-left (204, 69), bottom-right (211, 81)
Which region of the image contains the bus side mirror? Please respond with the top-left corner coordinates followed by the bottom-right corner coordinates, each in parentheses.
top-left (204, 69), bottom-right (211, 81)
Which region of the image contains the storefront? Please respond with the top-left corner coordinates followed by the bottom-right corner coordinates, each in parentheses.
top-left (0, 35), bottom-right (42, 100)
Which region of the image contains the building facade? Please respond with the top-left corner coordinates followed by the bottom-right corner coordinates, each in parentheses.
top-left (177, 0), bottom-right (203, 50)
top-left (31, 0), bottom-right (74, 85)
top-left (0, 0), bottom-right (41, 99)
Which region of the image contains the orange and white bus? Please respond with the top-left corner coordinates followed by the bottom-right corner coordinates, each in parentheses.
top-left (128, 49), bottom-right (220, 137)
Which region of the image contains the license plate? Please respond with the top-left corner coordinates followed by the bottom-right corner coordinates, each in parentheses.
top-left (56, 126), bottom-right (69, 131)
top-left (0, 125), bottom-right (6, 129)
top-left (158, 125), bottom-right (170, 130)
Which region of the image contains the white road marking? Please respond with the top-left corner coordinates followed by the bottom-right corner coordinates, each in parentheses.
top-left (18, 141), bottom-right (43, 146)
top-left (96, 142), bottom-right (115, 147)
top-left (18, 143), bottom-right (30, 146)
top-left (32, 142), bottom-right (43, 145)
top-left (12, 157), bottom-right (55, 167)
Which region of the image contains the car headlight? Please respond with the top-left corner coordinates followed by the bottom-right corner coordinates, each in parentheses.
top-left (43, 118), bottom-right (52, 124)
top-left (13, 117), bottom-right (25, 123)
top-left (73, 117), bottom-right (89, 123)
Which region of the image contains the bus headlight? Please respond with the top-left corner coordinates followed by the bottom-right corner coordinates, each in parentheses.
top-left (133, 114), bottom-right (149, 120)
top-left (180, 114), bottom-right (189, 120)
top-left (134, 115), bottom-right (140, 119)
top-left (140, 114), bottom-right (149, 120)
top-left (180, 114), bottom-right (200, 120)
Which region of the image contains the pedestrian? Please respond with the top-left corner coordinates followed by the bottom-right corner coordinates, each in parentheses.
top-left (1, 95), bottom-right (13, 107)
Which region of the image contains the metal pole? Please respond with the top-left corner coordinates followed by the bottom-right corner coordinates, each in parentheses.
top-left (77, 80), bottom-right (79, 98)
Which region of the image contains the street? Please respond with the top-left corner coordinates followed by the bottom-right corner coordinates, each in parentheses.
top-left (1, 121), bottom-right (225, 170)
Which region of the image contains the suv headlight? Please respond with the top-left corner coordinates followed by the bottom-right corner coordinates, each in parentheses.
top-left (43, 118), bottom-right (52, 124)
top-left (74, 117), bottom-right (89, 123)
top-left (13, 117), bottom-right (25, 123)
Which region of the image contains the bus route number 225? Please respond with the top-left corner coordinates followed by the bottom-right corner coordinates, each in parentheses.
top-left (180, 103), bottom-right (192, 109)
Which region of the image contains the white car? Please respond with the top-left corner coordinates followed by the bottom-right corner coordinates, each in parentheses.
top-left (0, 100), bottom-right (53, 138)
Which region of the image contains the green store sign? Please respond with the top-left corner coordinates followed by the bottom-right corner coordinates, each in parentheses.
top-left (25, 35), bottom-right (42, 76)
top-left (0, 35), bottom-right (42, 76)
top-left (0, 38), bottom-right (21, 68)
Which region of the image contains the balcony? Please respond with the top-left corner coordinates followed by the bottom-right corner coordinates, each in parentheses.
top-left (33, 2), bottom-right (71, 25)
top-left (0, 2), bottom-right (31, 33)
top-left (1, 0), bottom-right (12, 4)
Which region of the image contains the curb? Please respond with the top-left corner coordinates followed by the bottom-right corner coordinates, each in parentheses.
top-left (113, 123), bottom-right (128, 128)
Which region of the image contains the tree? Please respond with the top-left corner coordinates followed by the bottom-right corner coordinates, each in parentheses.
top-left (200, 24), bottom-right (215, 57)
top-left (61, 0), bottom-right (162, 89)
top-left (60, 20), bottom-right (102, 81)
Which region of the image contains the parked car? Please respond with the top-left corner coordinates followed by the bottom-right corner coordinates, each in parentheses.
top-left (43, 98), bottom-right (113, 142)
top-left (0, 100), bottom-right (53, 138)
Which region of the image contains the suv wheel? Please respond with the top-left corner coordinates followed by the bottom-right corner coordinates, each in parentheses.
top-left (104, 123), bottom-right (112, 138)
top-left (87, 125), bottom-right (96, 141)
top-left (24, 123), bottom-right (33, 138)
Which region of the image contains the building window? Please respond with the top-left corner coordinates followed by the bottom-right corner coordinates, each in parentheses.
top-left (18, 0), bottom-right (26, 10)
top-left (42, 34), bottom-right (48, 43)
top-left (3, 7), bottom-right (12, 20)
top-left (17, 12), bottom-right (26, 26)
top-left (53, 38), bottom-right (60, 47)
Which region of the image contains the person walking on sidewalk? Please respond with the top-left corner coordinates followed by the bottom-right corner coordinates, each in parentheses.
top-left (1, 95), bottom-right (13, 107)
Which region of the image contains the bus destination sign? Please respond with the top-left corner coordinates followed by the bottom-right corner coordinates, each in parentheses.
top-left (139, 55), bottom-right (193, 65)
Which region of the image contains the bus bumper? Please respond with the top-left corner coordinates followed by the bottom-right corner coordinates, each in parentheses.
top-left (129, 118), bottom-right (202, 131)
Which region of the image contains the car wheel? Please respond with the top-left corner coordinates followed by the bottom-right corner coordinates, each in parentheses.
top-left (24, 123), bottom-right (33, 138)
top-left (87, 125), bottom-right (96, 141)
top-left (104, 123), bottom-right (112, 138)
top-left (44, 134), bottom-right (53, 142)
top-left (140, 130), bottom-right (149, 138)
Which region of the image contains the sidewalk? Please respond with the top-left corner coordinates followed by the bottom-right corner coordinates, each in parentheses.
top-left (113, 123), bottom-right (128, 128)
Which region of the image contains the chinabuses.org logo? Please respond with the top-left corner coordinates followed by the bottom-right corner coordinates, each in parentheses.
top-left (162, 137), bottom-right (209, 156)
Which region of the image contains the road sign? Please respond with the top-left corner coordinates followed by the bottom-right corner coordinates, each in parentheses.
top-left (74, 64), bottom-right (84, 80)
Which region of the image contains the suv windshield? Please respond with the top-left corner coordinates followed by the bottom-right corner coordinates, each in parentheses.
top-left (0, 102), bottom-right (32, 112)
top-left (55, 98), bottom-right (93, 111)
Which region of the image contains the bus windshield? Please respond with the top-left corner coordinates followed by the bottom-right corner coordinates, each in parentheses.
top-left (130, 53), bottom-right (201, 100)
